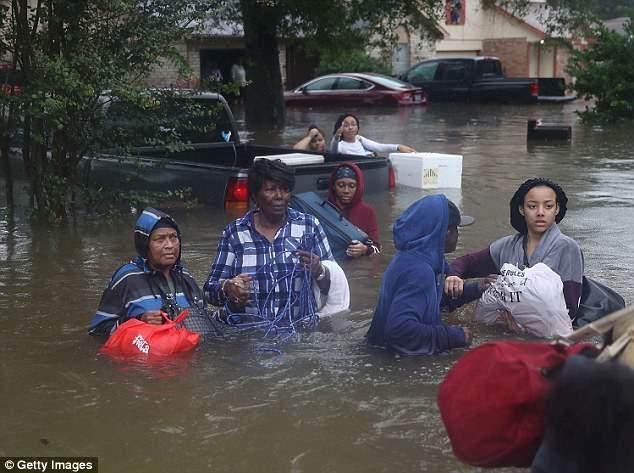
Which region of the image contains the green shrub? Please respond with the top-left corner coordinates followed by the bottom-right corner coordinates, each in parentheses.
top-left (316, 50), bottom-right (391, 75)
top-left (567, 17), bottom-right (634, 123)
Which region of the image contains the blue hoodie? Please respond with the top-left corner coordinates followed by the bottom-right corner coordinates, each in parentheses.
top-left (366, 194), bottom-right (467, 355)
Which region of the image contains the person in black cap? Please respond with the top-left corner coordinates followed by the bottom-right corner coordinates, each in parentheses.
top-left (367, 194), bottom-right (488, 356)
top-left (450, 178), bottom-right (583, 319)
top-left (89, 208), bottom-right (207, 337)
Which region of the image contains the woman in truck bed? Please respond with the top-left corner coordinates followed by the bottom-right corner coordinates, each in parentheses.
top-left (293, 125), bottom-right (327, 153)
top-left (329, 113), bottom-right (415, 156)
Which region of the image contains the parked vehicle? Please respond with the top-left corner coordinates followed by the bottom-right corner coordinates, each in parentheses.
top-left (83, 92), bottom-right (391, 208)
top-left (284, 73), bottom-right (427, 106)
top-left (398, 57), bottom-right (575, 104)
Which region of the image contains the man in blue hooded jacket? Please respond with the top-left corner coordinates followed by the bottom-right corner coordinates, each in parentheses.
top-left (367, 194), bottom-right (482, 355)
top-left (89, 208), bottom-right (206, 337)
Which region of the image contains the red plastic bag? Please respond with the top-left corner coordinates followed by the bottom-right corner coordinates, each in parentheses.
top-left (100, 310), bottom-right (200, 358)
top-left (437, 341), bottom-right (596, 468)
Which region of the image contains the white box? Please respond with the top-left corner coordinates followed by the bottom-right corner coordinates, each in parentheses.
top-left (254, 153), bottom-right (324, 166)
top-left (389, 152), bottom-right (463, 189)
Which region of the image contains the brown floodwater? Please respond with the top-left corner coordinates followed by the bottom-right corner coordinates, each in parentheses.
top-left (1, 101), bottom-right (633, 473)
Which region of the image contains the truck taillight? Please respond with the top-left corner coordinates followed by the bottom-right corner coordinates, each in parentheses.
top-left (224, 177), bottom-right (249, 207)
top-left (388, 160), bottom-right (396, 190)
top-left (530, 81), bottom-right (539, 97)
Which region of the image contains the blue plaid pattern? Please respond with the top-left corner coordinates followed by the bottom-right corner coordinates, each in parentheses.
top-left (204, 208), bottom-right (333, 320)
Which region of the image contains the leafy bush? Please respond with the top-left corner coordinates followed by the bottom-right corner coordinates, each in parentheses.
top-left (316, 50), bottom-right (391, 75)
top-left (567, 17), bottom-right (634, 123)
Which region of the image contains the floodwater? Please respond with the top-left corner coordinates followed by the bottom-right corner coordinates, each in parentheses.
top-left (1, 101), bottom-right (633, 473)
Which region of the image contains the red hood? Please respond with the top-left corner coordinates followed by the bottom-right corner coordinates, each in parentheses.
top-left (327, 162), bottom-right (365, 211)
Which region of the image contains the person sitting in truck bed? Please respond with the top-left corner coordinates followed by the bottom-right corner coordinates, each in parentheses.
top-left (204, 158), bottom-right (337, 324)
top-left (329, 113), bottom-right (416, 156)
top-left (327, 162), bottom-right (381, 257)
top-left (293, 125), bottom-right (327, 153)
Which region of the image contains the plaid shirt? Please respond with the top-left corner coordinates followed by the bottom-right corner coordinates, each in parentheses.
top-left (204, 208), bottom-right (333, 321)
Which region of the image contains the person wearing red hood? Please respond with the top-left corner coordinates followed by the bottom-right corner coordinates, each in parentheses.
top-left (328, 162), bottom-right (381, 257)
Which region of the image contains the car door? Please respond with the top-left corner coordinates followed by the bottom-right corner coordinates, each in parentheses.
top-left (403, 61), bottom-right (440, 99)
top-left (432, 60), bottom-right (471, 100)
top-left (295, 77), bottom-right (339, 104)
top-left (332, 77), bottom-right (375, 105)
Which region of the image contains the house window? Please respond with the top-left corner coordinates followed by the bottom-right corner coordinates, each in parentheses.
top-left (446, 0), bottom-right (465, 25)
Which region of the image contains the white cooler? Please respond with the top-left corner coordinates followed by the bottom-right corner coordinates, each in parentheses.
top-left (254, 153), bottom-right (324, 166)
top-left (389, 152), bottom-right (463, 189)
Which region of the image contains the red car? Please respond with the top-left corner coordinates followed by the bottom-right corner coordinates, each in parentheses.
top-left (284, 73), bottom-right (427, 106)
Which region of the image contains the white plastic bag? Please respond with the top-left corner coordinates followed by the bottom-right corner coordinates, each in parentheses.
top-left (474, 263), bottom-right (573, 338)
top-left (312, 260), bottom-right (350, 317)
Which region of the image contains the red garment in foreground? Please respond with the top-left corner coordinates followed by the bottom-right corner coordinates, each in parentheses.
top-left (438, 341), bottom-right (597, 468)
top-left (327, 162), bottom-right (380, 246)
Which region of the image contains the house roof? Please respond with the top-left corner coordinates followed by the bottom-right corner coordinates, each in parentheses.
top-left (190, 20), bottom-right (244, 38)
top-left (603, 17), bottom-right (630, 35)
top-left (495, 4), bottom-right (547, 38)
top-left (496, 2), bottom-right (574, 39)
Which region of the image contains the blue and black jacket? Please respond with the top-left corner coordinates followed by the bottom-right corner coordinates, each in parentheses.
top-left (88, 208), bottom-right (203, 337)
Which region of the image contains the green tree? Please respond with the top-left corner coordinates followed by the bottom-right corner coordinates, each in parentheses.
top-left (0, 0), bottom-right (206, 219)
top-left (207, 0), bottom-right (445, 129)
top-left (315, 49), bottom-right (391, 76)
top-left (587, 0), bottom-right (634, 19)
top-left (567, 17), bottom-right (634, 122)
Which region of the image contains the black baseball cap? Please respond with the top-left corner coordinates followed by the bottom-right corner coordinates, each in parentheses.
top-left (448, 200), bottom-right (475, 227)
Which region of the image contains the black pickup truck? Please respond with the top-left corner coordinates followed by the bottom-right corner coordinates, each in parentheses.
top-left (398, 56), bottom-right (574, 104)
top-left (83, 92), bottom-right (390, 208)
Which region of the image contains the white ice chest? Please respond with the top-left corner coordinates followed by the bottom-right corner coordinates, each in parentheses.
top-left (389, 152), bottom-right (463, 189)
top-left (254, 153), bottom-right (325, 166)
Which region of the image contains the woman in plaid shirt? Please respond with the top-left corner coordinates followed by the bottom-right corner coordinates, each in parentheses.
top-left (204, 159), bottom-right (334, 324)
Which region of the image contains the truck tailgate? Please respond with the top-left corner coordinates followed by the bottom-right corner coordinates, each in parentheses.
top-left (291, 157), bottom-right (388, 194)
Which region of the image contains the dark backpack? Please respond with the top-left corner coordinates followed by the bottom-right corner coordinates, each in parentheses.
top-left (574, 276), bottom-right (625, 327)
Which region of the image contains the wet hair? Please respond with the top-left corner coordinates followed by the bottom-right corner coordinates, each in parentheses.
top-left (333, 113), bottom-right (360, 135)
top-left (509, 177), bottom-right (568, 233)
top-left (307, 125), bottom-right (326, 150)
top-left (307, 124), bottom-right (324, 136)
top-left (248, 158), bottom-right (295, 196)
top-left (544, 357), bottom-right (634, 473)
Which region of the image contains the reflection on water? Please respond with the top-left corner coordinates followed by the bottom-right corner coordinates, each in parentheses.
top-left (1, 102), bottom-right (633, 472)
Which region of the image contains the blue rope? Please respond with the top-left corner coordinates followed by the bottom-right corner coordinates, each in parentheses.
top-left (222, 233), bottom-right (321, 345)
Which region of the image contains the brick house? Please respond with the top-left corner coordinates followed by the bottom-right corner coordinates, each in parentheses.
top-left (388, 0), bottom-right (574, 82)
top-left (144, 21), bottom-right (317, 90)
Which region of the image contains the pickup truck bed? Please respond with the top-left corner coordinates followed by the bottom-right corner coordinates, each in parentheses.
top-left (83, 92), bottom-right (390, 207)
top-left (84, 143), bottom-right (389, 207)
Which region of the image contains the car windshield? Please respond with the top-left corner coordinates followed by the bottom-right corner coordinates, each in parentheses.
top-left (364, 74), bottom-right (412, 89)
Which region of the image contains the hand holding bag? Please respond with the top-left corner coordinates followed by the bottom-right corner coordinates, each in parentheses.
top-left (100, 309), bottom-right (200, 358)
top-left (474, 263), bottom-right (573, 338)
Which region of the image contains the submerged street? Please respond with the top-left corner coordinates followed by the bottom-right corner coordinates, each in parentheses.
top-left (1, 101), bottom-right (633, 472)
